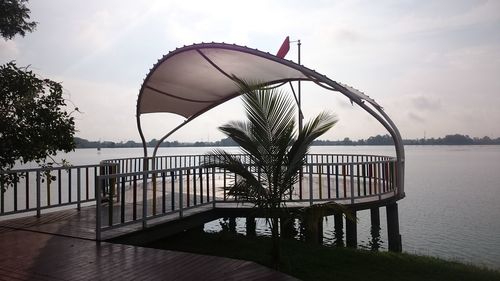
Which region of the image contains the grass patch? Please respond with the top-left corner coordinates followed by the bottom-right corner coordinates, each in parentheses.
top-left (143, 230), bottom-right (500, 281)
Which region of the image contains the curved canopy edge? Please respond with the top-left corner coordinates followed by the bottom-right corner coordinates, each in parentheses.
top-left (136, 42), bottom-right (405, 198)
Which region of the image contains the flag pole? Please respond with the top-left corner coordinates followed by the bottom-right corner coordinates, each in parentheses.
top-left (297, 39), bottom-right (302, 133)
top-left (277, 36), bottom-right (303, 132)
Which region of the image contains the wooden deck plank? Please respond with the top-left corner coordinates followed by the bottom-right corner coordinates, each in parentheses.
top-left (0, 229), bottom-right (297, 281)
top-left (0, 203), bottom-right (294, 280)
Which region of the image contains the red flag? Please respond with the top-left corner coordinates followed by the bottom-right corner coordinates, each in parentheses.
top-left (276, 36), bottom-right (290, 58)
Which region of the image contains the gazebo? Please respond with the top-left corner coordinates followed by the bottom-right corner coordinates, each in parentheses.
top-left (130, 42), bottom-right (405, 250)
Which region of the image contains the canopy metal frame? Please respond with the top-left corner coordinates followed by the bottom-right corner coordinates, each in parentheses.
top-left (136, 43), bottom-right (405, 198)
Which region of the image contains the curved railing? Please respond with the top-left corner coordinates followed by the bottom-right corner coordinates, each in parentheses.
top-left (0, 153), bottom-right (399, 240)
top-left (99, 153), bottom-right (399, 205)
top-left (95, 153), bottom-right (399, 239)
top-left (100, 153), bottom-right (395, 174)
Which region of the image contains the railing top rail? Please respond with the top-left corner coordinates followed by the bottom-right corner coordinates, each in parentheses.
top-left (100, 153), bottom-right (397, 163)
top-left (306, 153), bottom-right (394, 157)
top-left (307, 159), bottom-right (397, 165)
top-left (2, 153), bottom-right (397, 176)
top-left (97, 165), bottom-right (206, 179)
top-left (96, 158), bottom-right (398, 180)
top-left (0, 163), bottom-right (104, 174)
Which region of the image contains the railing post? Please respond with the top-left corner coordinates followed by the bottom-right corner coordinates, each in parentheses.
top-left (46, 171), bottom-right (51, 206)
top-left (77, 168), bottom-right (81, 211)
top-left (36, 171), bottom-right (41, 218)
top-left (114, 164), bottom-right (120, 203)
top-left (379, 162), bottom-right (383, 200)
top-left (350, 164), bottom-right (355, 204)
top-left (96, 174), bottom-right (102, 241)
top-left (0, 176), bottom-right (4, 214)
top-left (13, 175), bottom-right (18, 212)
top-left (309, 165), bottom-right (313, 206)
top-left (152, 171), bottom-right (157, 216)
top-left (212, 167), bottom-right (216, 208)
top-left (392, 161), bottom-right (397, 196)
top-left (68, 169), bottom-right (72, 203)
top-left (299, 168), bottom-right (303, 200)
top-left (99, 164), bottom-right (106, 201)
top-left (223, 169), bottom-right (227, 201)
top-left (179, 170), bottom-right (183, 218)
top-left (142, 169), bottom-right (148, 229)
top-left (318, 165), bottom-right (322, 200)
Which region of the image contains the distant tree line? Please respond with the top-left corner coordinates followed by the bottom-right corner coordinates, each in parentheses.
top-left (314, 134), bottom-right (500, 146)
top-left (74, 134), bottom-right (500, 149)
top-left (74, 137), bottom-right (238, 148)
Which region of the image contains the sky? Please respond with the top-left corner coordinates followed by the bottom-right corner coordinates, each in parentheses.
top-left (1, 0), bottom-right (500, 142)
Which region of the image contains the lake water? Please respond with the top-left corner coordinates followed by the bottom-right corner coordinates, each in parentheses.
top-left (11, 145), bottom-right (500, 269)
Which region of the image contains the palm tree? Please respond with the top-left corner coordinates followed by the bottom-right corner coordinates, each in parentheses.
top-left (204, 81), bottom-right (337, 268)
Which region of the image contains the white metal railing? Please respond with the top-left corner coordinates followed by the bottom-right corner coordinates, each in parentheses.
top-left (0, 153), bottom-right (399, 240)
top-left (0, 164), bottom-right (115, 218)
top-left (95, 153), bottom-right (398, 240)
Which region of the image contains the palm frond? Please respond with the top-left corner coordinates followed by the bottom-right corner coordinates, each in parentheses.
top-left (287, 111), bottom-right (338, 177)
top-left (204, 79), bottom-right (338, 229)
top-left (218, 121), bottom-right (263, 162)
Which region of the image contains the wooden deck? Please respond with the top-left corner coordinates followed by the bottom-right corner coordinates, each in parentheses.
top-left (0, 154), bottom-right (400, 280)
top-left (0, 207), bottom-right (298, 281)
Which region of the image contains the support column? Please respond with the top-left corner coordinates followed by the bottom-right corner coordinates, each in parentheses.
top-left (304, 212), bottom-right (323, 244)
top-left (370, 207), bottom-right (380, 227)
top-left (280, 217), bottom-right (296, 239)
top-left (246, 217), bottom-right (256, 237)
top-left (333, 212), bottom-right (344, 247)
top-left (229, 217), bottom-right (236, 233)
top-left (192, 224), bottom-right (204, 233)
top-left (345, 209), bottom-right (357, 248)
top-left (370, 207), bottom-right (381, 251)
top-left (386, 203), bottom-right (402, 252)
top-left (316, 217), bottom-right (324, 244)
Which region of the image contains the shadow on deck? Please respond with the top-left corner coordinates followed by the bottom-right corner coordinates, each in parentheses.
top-left (0, 204), bottom-right (297, 281)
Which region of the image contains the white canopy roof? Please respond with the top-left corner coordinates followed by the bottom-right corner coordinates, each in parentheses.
top-left (137, 43), bottom-right (401, 158)
top-left (137, 43), bottom-right (380, 120)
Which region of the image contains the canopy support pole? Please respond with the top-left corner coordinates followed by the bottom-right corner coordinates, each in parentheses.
top-left (136, 111), bottom-right (149, 171)
top-left (298, 40), bottom-right (303, 133)
top-left (288, 82), bottom-right (304, 123)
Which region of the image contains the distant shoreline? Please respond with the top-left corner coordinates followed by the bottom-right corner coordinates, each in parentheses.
top-left (75, 134), bottom-right (500, 149)
top-left (75, 143), bottom-right (500, 149)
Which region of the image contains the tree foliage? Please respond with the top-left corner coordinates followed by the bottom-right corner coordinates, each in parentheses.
top-left (0, 62), bottom-right (76, 188)
top-left (0, 0), bottom-right (37, 40)
top-left (204, 81), bottom-right (337, 268)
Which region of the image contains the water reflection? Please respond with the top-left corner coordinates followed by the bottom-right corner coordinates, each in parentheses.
top-left (205, 216), bottom-right (384, 251)
top-left (368, 225), bottom-right (381, 251)
top-left (333, 226), bottom-right (345, 247)
top-left (218, 217), bottom-right (231, 232)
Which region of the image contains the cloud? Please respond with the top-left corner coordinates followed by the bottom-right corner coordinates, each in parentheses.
top-left (408, 112), bottom-right (426, 123)
top-left (386, 0), bottom-right (500, 37)
top-left (157, 0), bottom-right (299, 46)
top-left (411, 96), bottom-right (442, 111)
top-left (444, 45), bottom-right (500, 71)
top-left (334, 29), bottom-right (362, 43)
top-left (0, 40), bottom-right (20, 62)
top-left (336, 97), bottom-right (355, 109)
top-left (54, 76), bottom-right (138, 141)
